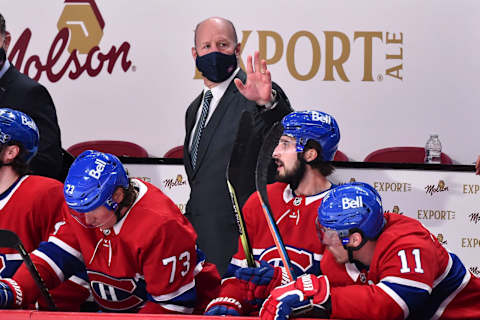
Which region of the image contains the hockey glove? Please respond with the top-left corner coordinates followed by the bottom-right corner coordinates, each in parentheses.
top-left (0, 279), bottom-right (22, 308)
top-left (204, 297), bottom-right (243, 316)
top-left (235, 260), bottom-right (290, 306)
top-left (259, 274), bottom-right (331, 320)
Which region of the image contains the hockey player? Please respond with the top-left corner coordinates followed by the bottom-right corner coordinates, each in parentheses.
top-left (205, 110), bottom-right (341, 316)
top-left (0, 108), bottom-right (89, 310)
top-left (0, 150), bottom-right (220, 313)
top-left (260, 182), bottom-right (480, 320)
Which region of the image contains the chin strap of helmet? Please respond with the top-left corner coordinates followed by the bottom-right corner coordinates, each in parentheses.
top-left (343, 229), bottom-right (369, 263)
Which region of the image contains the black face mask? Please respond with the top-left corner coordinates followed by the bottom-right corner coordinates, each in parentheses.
top-left (195, 51), bottom-right (237, 83)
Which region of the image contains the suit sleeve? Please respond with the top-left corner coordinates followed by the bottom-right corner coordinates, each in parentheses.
top-left (257, 82), bottom-right (292, 127)
top-left (25, 84), bottom-right (63, 180)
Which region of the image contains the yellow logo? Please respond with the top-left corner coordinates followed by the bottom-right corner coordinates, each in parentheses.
top-left (425, 180), bottom-right (449, 196)
top-left (436, 233), bottom-right (447, 245)
top-left (57, 0), bottom-right (105, 54)
top-left (163, 174), bottom-right (187, 189)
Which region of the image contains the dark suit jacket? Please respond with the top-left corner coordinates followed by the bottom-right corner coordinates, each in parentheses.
top-left (183, 69), bottom-right (292, 275)
top-left (0, 64), bottom-right (63, 180)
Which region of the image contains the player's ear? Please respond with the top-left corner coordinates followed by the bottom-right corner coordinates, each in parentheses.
top-left (112, 187), bottom-right (124, 204)
top-left (349, 232), bottom-right (363, 249)
top-left (303, 148), bottom-right (318, 162)
top-left (234, 42), bottom-right (241, 57)
top-left (2, 145), bottom-right (19, 163)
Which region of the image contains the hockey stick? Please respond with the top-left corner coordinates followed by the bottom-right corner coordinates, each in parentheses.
top-left (226, 111), bottom-right (255, 267)
top-left (0, 229), bottom-right (56, 310)
top-left (255, 122), bottom-right (296, 281)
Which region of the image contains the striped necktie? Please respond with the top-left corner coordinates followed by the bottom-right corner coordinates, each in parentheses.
top-left (191, 90), bottom-right (213, 169)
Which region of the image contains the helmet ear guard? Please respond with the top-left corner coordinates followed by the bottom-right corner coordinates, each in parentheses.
top-left (64, 150), bottom-right (129, 226)
top-left (281, 110), bottom-right (340, 161)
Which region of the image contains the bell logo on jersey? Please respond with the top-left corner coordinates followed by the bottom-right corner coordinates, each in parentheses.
top-left (88, 159), bottom-right (107, 179)
top-left (311, 111), bottom-right (331, 124)
top-left (342, 196), bottom-right (363, 210)
top-left (259, 246), bottom-right (314, 274)
top-left (87, 270), bottom-right (145, 311)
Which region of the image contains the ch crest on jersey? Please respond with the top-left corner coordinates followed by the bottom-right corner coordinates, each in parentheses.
top-left (87, 270), bottom-right (146, 311)
top-left (259, 246), bottom-right (313, 274)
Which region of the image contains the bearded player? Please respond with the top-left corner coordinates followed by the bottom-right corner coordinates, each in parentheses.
top-left (205, 110), bottom-right (343, 316)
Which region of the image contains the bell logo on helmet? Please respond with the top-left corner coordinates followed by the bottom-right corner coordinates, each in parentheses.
top-left (88, 158), bottom-right (107, 179)
top-left (21, 115), bottom-right (37, 131)
top-left (342, 196), bottom-right (363, 210)
top-left (311, 111), bottom-right (331, 124)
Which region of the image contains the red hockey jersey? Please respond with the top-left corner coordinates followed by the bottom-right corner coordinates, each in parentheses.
top-left (219, 182), bottom-right (332, 314)
top-left (12, 179), bottom-right (220, 313)
top-left (325, 212), bottom-right (480, 320)
top-left (0, 175), bottom-right (90, 310)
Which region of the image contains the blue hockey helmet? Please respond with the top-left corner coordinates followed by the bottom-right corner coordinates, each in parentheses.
top-left (281, 110), bottom-right (340, 161)
top-left (64, 150), bottom-right (129, 223)
top-left (318, 182), bottom-right (384, 243)
top-left (0, 108), bottom-right (39, 163)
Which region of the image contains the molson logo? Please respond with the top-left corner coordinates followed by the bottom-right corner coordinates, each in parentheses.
top-left (468, 212), bottom-right (480, 224)
top-left (436, 233), bottom-right (447, 245)
top-left (194, 30), bottom-right (404, 81)
top-left (8, 0), bottom-right (132, 82)
top-left (163, 174), bottom-right (187, 189)
top-left (385, 205), bottom-right (403, 215)
top-left (469, 266), bottom-right (480, 277)
top-left (425, 180), bottom-right (449, 196)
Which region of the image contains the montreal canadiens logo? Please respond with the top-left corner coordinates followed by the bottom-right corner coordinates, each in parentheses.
top-left (87, 270), bottom-right (145, 311)
top-left (259, 246), bottom-right (314, 274)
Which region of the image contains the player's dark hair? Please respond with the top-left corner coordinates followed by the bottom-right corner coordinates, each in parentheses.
top-left (0, 142), bottom-right (31, 176)
top-left (114, 179), bottom-right (138, 221)
top-left (302, 139), bottom-right (335, 177)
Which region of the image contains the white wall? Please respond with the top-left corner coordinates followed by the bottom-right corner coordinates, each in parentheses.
top-left (2, 0), bottom-right (478, 163)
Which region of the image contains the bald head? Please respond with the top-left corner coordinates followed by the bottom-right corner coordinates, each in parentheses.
top-left (194, 17), bottom-right (237, 48)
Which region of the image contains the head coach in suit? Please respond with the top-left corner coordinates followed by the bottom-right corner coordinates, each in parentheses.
top-left (184, 17), bottom-right (292, 275)
top-left (0, 13), bottom-right (64, 181)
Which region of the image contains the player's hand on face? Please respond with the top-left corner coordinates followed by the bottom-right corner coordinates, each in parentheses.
top-left (234, 51), bottom-right (273, 105)
top-left (475, 156), bottom-right (480, 175)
